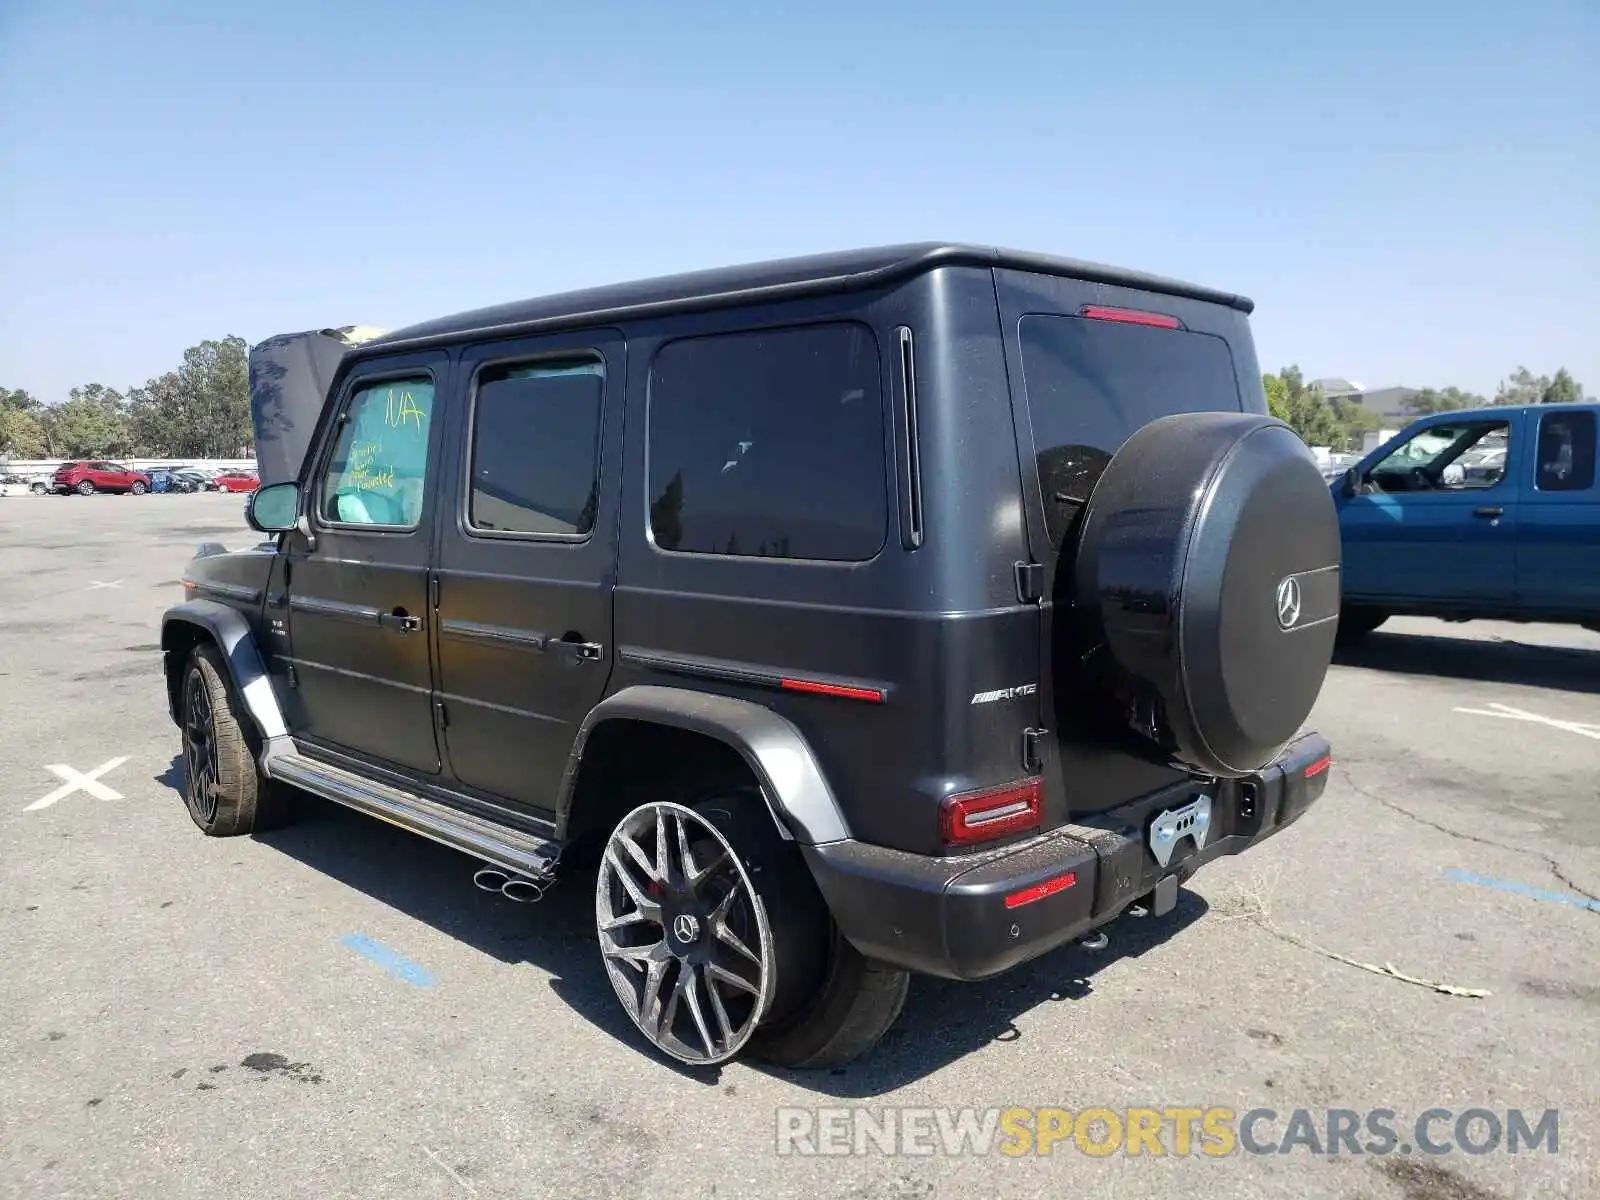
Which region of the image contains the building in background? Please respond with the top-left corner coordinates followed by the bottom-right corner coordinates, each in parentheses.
top-left (1311, 377), bottom-right (1421, 425)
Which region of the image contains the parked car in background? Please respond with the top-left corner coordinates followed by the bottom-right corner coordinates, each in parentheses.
top-left (212, 468), bottom-right (259, 494)
top-left (1333, 403), bottom-right (1600, 636)
top-left (174, 467), bottom-right (221, 492)
top-left (0, 473), bottom-right (41, 496)
top-left (50, 460), bottom-right (152, 495)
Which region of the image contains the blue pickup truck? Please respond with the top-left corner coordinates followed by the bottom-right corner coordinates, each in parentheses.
top-left (1332, 403), bottom-right (1600, 637)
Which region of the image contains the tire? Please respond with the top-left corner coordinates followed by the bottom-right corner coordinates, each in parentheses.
top-left (595, 785), bottom-right (907, 1069)
top-left (1068, 412), bottom-right (1342, 777)
top-left (179, 643), bottom-right (294, 836)
top-left (130, 480), bottom-right (147, 495)
top-left (30, 483), bottom-right (45, 495)
top-left (1336, 607), bottom-right (1388, 640)
top-left (748, 926), bottom-right (911, 1071)
top-left (75, 479), bottom-right (94, 495)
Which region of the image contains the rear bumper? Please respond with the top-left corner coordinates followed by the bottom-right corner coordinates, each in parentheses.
top-left (804, 732), bottom-right (1332, 981)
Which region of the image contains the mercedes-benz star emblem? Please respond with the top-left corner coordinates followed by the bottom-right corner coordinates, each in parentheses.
top-left (1275, 575), bottom-right (1303, 630)
top-left (672, 913), bottom-right (700, 943)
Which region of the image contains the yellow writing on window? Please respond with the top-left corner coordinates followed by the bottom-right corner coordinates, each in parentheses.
top-left (384, 388), bottom-right (428, 431)
top-left (347, 439), bottom-right (395, 492)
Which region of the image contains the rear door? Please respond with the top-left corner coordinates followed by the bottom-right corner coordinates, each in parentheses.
top-left (995, 269), bottom-right (1259, 815)
top-left (280, 352), bottom-right (449, 775)
top-left (1517, 407), bottom-right (1599, 616)
top-left (431, 331), bottom-right (623, 816)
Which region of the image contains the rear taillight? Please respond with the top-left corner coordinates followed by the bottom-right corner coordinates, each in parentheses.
top-left (940, 778), bottom-right (1042, 846)
top-left (1079, 304), bottom-right (1183, 330)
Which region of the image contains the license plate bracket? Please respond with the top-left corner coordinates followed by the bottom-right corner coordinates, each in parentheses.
top-left (1148, 793), bottom-right (1212, 869)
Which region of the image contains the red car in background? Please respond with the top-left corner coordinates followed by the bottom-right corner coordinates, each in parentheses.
top-left (213, 469), bottom-right (260, 494)
top-left (51, 460), bottom-right (152, 495)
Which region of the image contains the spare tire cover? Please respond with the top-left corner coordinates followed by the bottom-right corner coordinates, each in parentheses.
top-left (1071, 411), bottom-right (1341, 778)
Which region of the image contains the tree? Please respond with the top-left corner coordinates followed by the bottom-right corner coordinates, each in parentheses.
top-left (1495, 367), bottom-right (1548, 407)
top-left (0, 406), bottom-right (49, 457)
top-left (125, 336), bottom-right (253, 458)
top-left (1264, 366), bottom-right (1346, 449)
top-left (1, 386), bottom-right (42, 414)
top-left (1541, 367), bottom-right (1583, 405)
top-left (43, 385), bottom-right (133, 457)
top-left (1402, 386), bottom-right (1486, 416)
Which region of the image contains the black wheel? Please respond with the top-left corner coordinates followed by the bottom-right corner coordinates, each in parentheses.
top-left (1336, 607), bottom-right (1389, 640)
top-left (180, 643), bottom-right (293, 835)
top-left (129, 480), bottom-right (147, 495)
top-left (75, 479), bottom-right (94, 496)
top-left (595, 786), bottom-right (907, 1068)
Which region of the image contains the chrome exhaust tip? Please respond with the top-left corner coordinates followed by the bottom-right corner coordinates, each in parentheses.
top-left (500, 878), bottom-right (545, 904)
top-left (473, 867), bottom-right (510, 893)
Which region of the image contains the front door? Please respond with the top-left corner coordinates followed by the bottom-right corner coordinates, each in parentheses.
top-left (281, 352), bottom-right (450, 775)
top-left (432, 331), bottom-right (623, 814)
top-left (1340, 415), bottom-right (1520, 606)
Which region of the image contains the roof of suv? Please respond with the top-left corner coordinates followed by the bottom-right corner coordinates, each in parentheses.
top-left (364, 243), bottom-right (1255, 354)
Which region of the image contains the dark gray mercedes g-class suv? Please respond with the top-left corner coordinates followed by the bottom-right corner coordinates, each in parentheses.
top-left (162, 244), bottom-right (1338, 1069)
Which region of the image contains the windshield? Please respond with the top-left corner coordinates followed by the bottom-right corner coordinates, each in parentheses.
top-left (1018, 313), bottom-right (1244, 544)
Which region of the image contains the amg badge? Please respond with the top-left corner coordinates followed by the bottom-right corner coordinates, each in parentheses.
top-left (971, 683), bottom-right (1038, 705)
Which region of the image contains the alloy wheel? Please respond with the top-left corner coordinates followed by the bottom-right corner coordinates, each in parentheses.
top-left (596, 801), bottom-right (773, 1066)
top-left (183, 669), bottom-right (220, 824)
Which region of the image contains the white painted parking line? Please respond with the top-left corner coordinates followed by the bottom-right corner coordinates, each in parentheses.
top-left (87, 580), bottom-right (123, 590)
top-left (23, 757), bottom-right (131, 811)
top-left (1453, 702), bottom-right (1600, 742)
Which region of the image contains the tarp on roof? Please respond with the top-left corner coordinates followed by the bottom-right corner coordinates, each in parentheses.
top-left (248, 326), bottom-right (385, 488)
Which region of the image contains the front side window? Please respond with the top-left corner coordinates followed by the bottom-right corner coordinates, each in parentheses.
top-left (647, 322), bottom-right (886, 562)
top-left (468, 359), bottom-right (604, 536)
top-left (1535, 410), bottom-right (1596, 493)
top-left (1366, 420), bottom-right (1509, 493)
top-left (319, 375), bottom-right (435, 528)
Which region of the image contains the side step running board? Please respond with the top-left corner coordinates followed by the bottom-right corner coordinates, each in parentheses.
top-left (265, 747), bottom-right (561, 880)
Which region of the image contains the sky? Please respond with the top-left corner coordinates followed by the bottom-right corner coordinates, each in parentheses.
top-left (1, 0), bottom-right (1595, 404)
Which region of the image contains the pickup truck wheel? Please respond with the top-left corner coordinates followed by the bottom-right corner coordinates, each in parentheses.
top-left (74, 479), bottom-right (94, 495)
top-left (1336, 607), bottom-right (1388, 639)
top-left (179, 644), bottom-right (290, 836)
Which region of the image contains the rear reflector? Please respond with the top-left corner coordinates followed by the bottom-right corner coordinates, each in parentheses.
top-left (1004, 871), bottom-right (1077, 909)
top-left (1079, 304), bottom-right (1183, 330)
top-left (780, 678), bottom-right (885, 703)
top-left (940, 778), bottom-right (1042, 846)
top-left (1304, 754), bottom-right (1331, 778)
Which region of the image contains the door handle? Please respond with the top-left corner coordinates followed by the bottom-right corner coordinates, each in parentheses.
top-left (550, 638), bottom-right (604, 662)
top-left (1473, 507), bottom-right (1504, 519)
top-left (377, 610), bottom-right (423, 633)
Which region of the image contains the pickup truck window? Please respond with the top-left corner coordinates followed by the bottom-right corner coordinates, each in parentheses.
top-left (1535, 410), bottom-right (1596, 492)
top-left (1366, 420), bottom-right (1509, 493)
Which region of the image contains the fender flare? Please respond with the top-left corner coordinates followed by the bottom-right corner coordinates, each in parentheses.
top-left (557, 685), bottom-right (851, 846)
top-left (160, 599), bottom-right (288, 743)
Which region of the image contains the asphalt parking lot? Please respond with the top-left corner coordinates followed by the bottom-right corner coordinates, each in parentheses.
top-left (3, 494), bottom-right (1597, 1200)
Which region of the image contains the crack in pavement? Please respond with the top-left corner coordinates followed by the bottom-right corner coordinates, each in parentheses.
top-left (1338, 764), bottom-right (1600, 908)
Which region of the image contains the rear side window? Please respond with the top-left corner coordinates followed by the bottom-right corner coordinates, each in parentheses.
top-left (468, 359), bottom-right (604, 537)
top-left (1535, 410), bottom-right (1596, 493)
top-left (1019, 314), bottom-right (1242, 543)
top-left (647, 322), bottom-right (886, 561)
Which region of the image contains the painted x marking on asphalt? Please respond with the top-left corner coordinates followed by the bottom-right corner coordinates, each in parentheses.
top-left (23, 757), bottom-right (131, 811)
